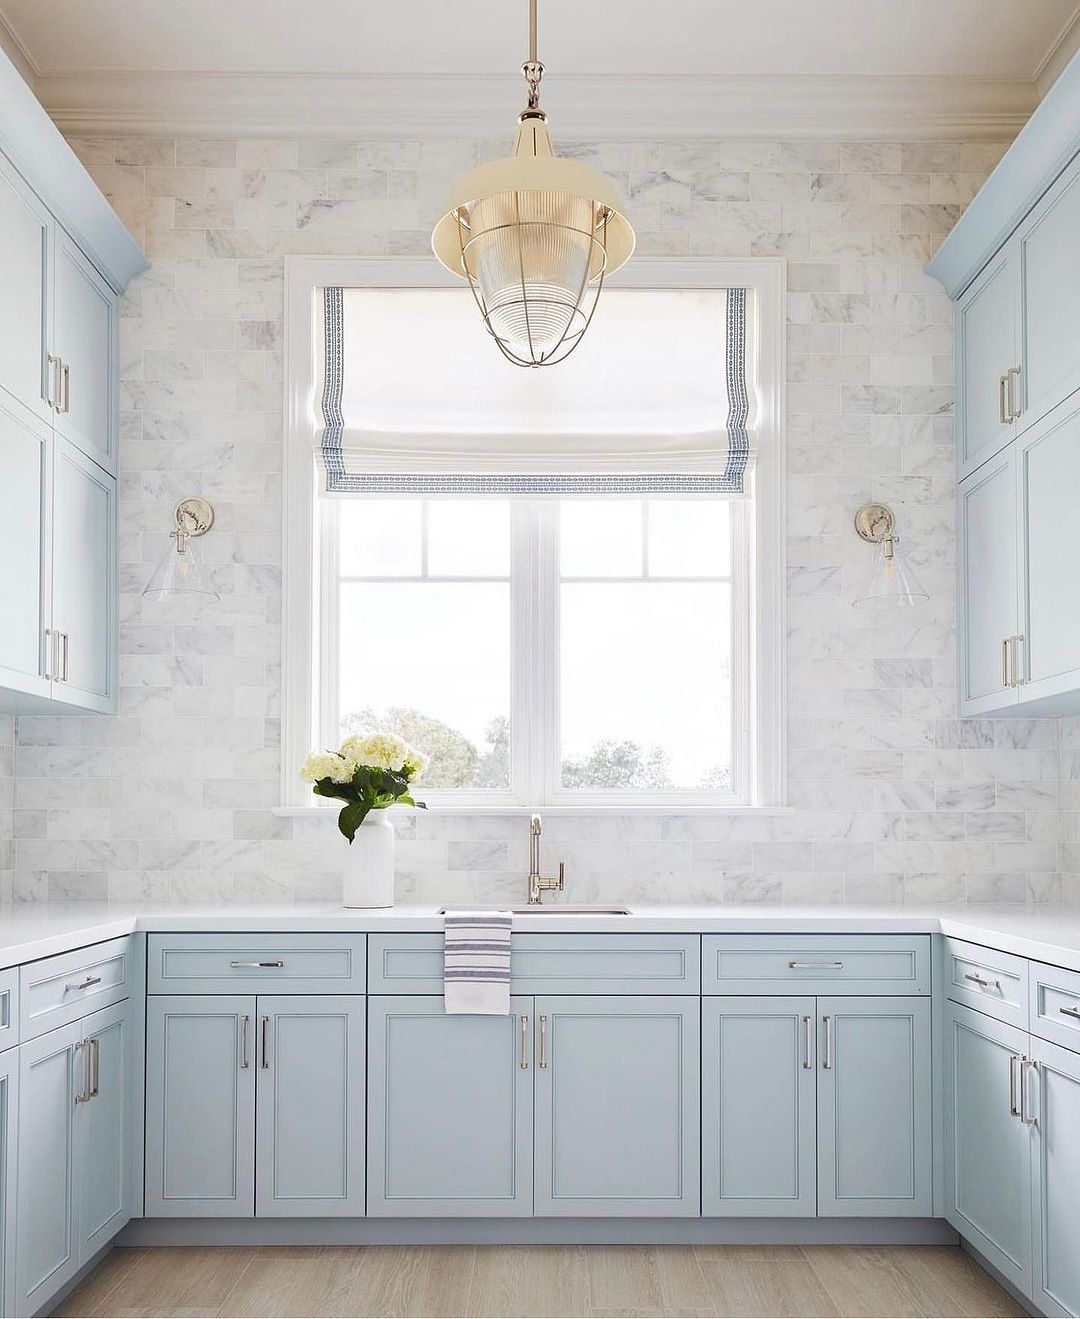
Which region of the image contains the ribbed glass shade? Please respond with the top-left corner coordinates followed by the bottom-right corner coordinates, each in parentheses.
top-left (852, 542), bottom-right (930, 609)
top-left (143, 532), bottom-right (219, 601)
top-left (458, 190), bottom-right (609, 366)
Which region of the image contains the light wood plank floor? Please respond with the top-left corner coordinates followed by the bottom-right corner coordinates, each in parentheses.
top-left (55, 1244), bottom-right (1025, 1319)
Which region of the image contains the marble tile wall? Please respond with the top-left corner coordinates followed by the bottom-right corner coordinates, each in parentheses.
top-left (8, 133), bottom-right (1068, 907)
top-left (0, 716), bottom-right (13, 904)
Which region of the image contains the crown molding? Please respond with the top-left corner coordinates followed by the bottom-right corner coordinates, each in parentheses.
top-left (35, 70), bottom-right (1037, 141)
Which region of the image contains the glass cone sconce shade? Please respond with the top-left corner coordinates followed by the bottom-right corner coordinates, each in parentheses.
top-left (851, 502), bottom-right (930, 610)
top-left (143, 497), bottom-right (219, 601)
top-left (431, 0), bottom-right (634, 366)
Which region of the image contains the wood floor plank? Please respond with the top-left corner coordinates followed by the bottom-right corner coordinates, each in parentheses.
top-left (802, 1245), bottom-right (926, 1318)
top-left (881, 1246), bottom-right (1026, 1318)
top-left (462, 1244), bottom-right (589, 1318)
top-left (587, 1245), bottom-right (665, 1317)
top-left (62, 1247), bottom-right (255, 1318)
top-left (52, 1247), bottom-right (149, 1318)
top-left (694, 1247), bottom-right (839, 1318)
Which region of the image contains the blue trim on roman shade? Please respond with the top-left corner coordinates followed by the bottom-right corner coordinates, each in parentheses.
top-left (316, 285), bottom-right (754, 496)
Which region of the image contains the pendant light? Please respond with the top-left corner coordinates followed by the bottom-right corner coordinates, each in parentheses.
top-left (142, 498), bottom-right (220, 602)
top-left (851, 503), bottom-right (930, 609)
top-left (432, 0), bottom-right (635, 367)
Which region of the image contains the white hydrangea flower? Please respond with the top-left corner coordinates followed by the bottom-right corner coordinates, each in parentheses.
top-left (338, 732), bottom-right (425, 778)
top-left (299, 751), bottom-right (354, 785)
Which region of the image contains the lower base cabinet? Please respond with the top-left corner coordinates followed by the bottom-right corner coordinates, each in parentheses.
top-left (0, 1051), bottom-right (17, 1319)
top-left (145, 995), bottom-right (365, 1219)
top-left (368, 994), bottom-right (701, 1217)
top-left (15, 998), bottom-right (132, 1315)
top-left (704, 996), bottom-right (931, 1218)
top-left (1030, 1036), bottom-right (1080, 1317)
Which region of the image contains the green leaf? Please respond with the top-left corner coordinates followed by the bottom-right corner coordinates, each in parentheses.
top-left (337, 799), bottom-right (369, 843)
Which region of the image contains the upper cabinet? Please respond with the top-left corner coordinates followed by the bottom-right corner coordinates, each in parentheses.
top-left (0, 46), bottom-right (144, 717)
top-left (931, 48), bottom-right (1080, 717)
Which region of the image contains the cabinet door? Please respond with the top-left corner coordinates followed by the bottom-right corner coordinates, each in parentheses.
top-left (144, 996), bottom-right (256, 1217)
top-left (1018, 153), bottom-right (1080, 432)
top-left (51, 437), bottom-right (116, 713)
top-left (54, 235), bottom-right (117, 474)
top-left (0, 1049), bottom-right (18, 1319)
top-left (956, 244), bottom-right (1019, 479)
top-left (0, 397), bottom-right (50, 701)
top-left (15, 1019), bottom-right (83, 1314)
top-left (702, 996), bottom-right (816, 1217)
top-left (78, 999), bottom-right (131, 1258)
top-left (0, 152), bottom-right (51, 422)
top-left (944, 1001), bottom-right (1031, 1293)
top-left (1030, 1037), bottom-right (1080, 1318)
top-left (817, 997), bottom-right (931, 1217)
top-left (534, 995), bottom-right (699, 1217)
top-left (957, 447), bottom-right (1020, 716)
top-left (1017, 395), bottom-right (1080, 703)
top-left (367, 996), bottom-right (533, 1217)
top-left (255, 995), bottom-right (365, 1218)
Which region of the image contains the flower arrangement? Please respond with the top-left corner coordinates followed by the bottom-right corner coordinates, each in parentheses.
top-left (300, 733), bottom-right (427, 842)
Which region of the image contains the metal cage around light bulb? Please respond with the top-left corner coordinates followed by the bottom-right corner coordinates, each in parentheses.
top-left (431, 0), bottom-right (635, 367)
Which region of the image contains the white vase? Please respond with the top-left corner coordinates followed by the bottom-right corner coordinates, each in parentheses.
top-left (342, 813), bottom-right (396, 908)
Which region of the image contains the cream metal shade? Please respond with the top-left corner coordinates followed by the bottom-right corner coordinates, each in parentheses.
top-left (431, 0), bottom-right (634, 367)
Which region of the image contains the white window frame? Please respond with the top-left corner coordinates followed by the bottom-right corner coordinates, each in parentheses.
top-left (280, 256), bottom-right (786, 813)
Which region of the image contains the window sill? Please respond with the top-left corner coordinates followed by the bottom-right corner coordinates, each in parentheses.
top-left (273, 803), bottom-right (796, 818)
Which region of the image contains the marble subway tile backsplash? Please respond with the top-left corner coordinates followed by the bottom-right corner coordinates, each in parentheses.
top-left (6, 132), bottom-right (1070, 908)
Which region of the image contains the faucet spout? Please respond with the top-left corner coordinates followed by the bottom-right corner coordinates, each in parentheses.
top-left (526, 813), bottom-right (565, 905)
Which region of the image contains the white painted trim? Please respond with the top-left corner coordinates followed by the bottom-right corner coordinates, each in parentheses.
top-left (271, 803), bottom-right (797, 818)
top-left (282, 256), bottom-right (786, 812)
top-left (1035, 6), bottom-right (1080, 99)
top-left (35, 69), bottom-right (1036, 142)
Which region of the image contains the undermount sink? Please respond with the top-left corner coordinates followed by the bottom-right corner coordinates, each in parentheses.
top-left (439, 905), bottom-right (631, 916)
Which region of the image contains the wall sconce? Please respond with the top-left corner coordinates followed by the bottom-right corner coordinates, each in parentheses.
top-left (142, 497), bottom-right (219, 601)
top-left (851, 503), bottom-right (929, 609)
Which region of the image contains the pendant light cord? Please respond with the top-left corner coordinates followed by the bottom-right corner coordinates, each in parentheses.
top-left (528, 0), bottom-right (537, 62)
top-left (522, 0), bottom-right (544, 112)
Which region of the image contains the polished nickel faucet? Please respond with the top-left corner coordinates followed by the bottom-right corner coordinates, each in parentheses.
top-left (527, 814), bottom-right (565, 905)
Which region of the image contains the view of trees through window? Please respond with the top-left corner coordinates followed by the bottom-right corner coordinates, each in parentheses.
top-left (334, 499), bottom-right (736, 798)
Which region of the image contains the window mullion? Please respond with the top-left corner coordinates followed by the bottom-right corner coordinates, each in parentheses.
top-left (318, 498), bottom-right (341, 752)
top-left (534, 501), bottom-right (559, 806)
top-left (510, 502), bottom-right (536, 806)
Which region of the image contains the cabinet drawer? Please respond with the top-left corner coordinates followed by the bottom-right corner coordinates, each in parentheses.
top-left (944, 938), bottom-right (1028, 1028)
top-left (1029, 960), bottom-right (1080, 1051)
top-left (147, 934), bottom-right (366, 994)
top-left (0, 969), bottom-right (17, 1052)
top-left (368, 934), bottom-right (700, 995)
top-left (702, 935), bottom-right (930, 995)
top-left (19, 937), bottom-right (131, 1040)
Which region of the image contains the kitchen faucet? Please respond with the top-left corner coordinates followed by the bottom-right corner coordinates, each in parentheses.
top-left (527, 814), bottom-right (565, 905)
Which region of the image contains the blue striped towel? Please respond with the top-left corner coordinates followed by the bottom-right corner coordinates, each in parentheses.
top-left (444, 910), bottom-right (512, 1014)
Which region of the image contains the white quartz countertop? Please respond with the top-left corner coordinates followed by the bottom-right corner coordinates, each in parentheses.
top-left (3, 902), bottom-right (1080, 976)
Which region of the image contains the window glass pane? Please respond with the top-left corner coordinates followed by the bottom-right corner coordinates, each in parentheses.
top-left (339, 582), bottom-right (510, 790)
top-left (559, 582), bottom-right (732, 791)
top-left (427, 500), bottom-right (510, 577)
top-left (339, 500), bottom-right (421, 577)
top-left (647, 500), bottom-right (731, 577)
top-left (560, 501), bottom-right (642, 578)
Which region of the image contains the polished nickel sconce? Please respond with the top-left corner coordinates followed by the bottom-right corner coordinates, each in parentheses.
top-left (142, 497), bottom-right (219, 601)
top-left (851, 502), bottom-right (929, 609)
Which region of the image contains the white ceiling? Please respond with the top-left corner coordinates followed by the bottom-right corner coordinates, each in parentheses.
top-left (1, 0), bottom-right (1077, 79)
top-left (1, 1), bottom-right (1079, 140)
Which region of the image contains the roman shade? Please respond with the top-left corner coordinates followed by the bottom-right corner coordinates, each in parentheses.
top-left (315, 284), bottom-right (754, 496)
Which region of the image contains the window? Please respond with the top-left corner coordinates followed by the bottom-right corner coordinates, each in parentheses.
top-left (284, 257), bottom-right (783, 811)
top-left (320, 496), bottom-right (746, 805)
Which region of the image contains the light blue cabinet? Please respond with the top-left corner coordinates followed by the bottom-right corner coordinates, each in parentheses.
top-left (0, 1049), bottom-right (18, 1319)
top-left (367, 996), bottom-right (533, 1217)
top-left (1029, 1036), bottom-right (1080, 1318)
top-left (15, 1019), bottom-right (82, 1312)
top-left (144, 995), bottom-right (256, 1218)
top-left (702, 996), bottom-right (816, 1217)
top-left (255, 995), bottom-right (365, 1218)
top-left (78, 1000), bottom-right (132, 1257)
top-left (533, 995), bottom-right (700, 1217)
top-left (817, 997), bottom-right (932, 1217)
top-left (944, 1000), bottom-right (1031, 1294)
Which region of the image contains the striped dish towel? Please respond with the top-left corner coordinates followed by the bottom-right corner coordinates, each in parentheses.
top-left (443, 910), bottom-right (512, 1015)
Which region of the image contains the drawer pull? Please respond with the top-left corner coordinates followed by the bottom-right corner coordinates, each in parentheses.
top-left (1059, 1004), bottom-right (1080, 1021)
top-left (789, 961), bottom-right (844, 971)
top-left (65, 975), bottom-right (102, 993)
top-left (519, 1014), bottom-right (529, 1070)
top-left (229, 960), bottom-right (286, 969)
top-left (964, 971), bottom-right (1001, 991)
